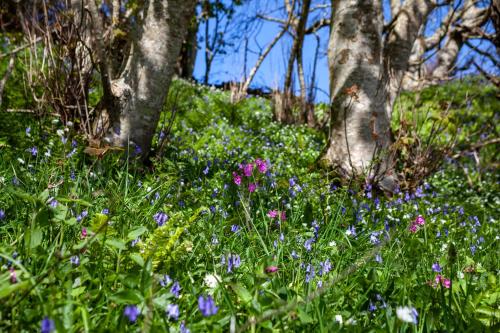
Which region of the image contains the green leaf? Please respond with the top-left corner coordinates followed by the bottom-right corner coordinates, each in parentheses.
top-left (127, 226), bottom-right (148, 241)
top-left (30, 228), bottom-right (43, 249)
top-left (105, 239), bottom-right (126, 251)
top-left (230, 283), bottom-right (252, 305)
top-left (0, 280), bottom-right (30, 299)
top-left (297, 307), bottom-right (314, 324)
top-left (129, 253), bottom-right (144, 267)
top-left (109, 290), bottom-right (143, 304)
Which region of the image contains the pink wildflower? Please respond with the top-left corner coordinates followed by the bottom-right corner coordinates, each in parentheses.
top-left (81, 227), bottom-right (88, 239)
top-left (232, 172), bottom-right (242, 186)
top-left (415, 215), bottom-right (425, 226)
top-left (409, 224), bottom-right (418, 233)
top-left (255, 159), bottom-right (267, 173)
top-left (433, 275), bottom-right (451, 288)
top-left (248, 183), bottom-right (257, 193)
top-left (280, 211), bottom-right (286, 221)
top-left (9, 267), bottom-right (17, 283)
top-left (442, 278), bottom-right (451, 289)
top-left (242, 163), bottom-right (254, 177)
top-left (265, 266), bottom-right (279, 273)
top-left (267, 210), bottom-right (278, 218)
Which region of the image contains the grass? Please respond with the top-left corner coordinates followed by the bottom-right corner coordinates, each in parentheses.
top-left (0, 79), bottom-right (498, 332)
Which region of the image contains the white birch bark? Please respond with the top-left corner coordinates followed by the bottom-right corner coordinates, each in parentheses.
top-left (106, 0), bottom-right (196, 156)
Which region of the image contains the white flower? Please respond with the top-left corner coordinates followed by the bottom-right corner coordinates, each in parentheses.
top-left (396, 306), bottom-right (418, 324)
top-left (56, 129), bottom-right (64, 137)
top-left (204, 273), bottom-right (220, 289)
top-left (17, 158), bottom-right (25, 164)
top-left (335, 314), bottom-right (343, 325)
top-left (329, 241), bottom-right (337, 247)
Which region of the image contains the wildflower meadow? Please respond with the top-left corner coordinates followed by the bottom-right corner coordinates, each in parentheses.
top-left (0, 80), bottom-right (498, 332)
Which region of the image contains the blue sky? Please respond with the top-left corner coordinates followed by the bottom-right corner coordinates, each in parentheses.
top-left (191, 0), bottom-right (498, 102)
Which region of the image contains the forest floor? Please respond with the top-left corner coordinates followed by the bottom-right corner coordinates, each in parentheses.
top-left (0, 79), bottom-right (498, 332)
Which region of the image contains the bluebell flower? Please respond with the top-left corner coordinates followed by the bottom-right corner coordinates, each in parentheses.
top-left (211, 234), bottom-right (219, 245)
top-left (203, 165), bottom-right (209, 175)
top-left (470, 245), bottom-right (477, 255)
top-left (346, 225), bottom-right (356, 237)
top-left (28, 146), bottom-right (38, 156)
top-left (305, 264), bottom-right (315, 283)
top-left (171, 281), bottom-right (181, 298)
top-left (180, 321), bottom-right (190, 333)
top-left (49, 199), bottom-right (58, 208)
top-left (70, 255), bottom-right (80, 266)
top-left (198, 295), bottom-right (218, 317)
top-left (226, 254), bottom-right (241, 273)
top-left (101, 208), bottom-right (109, 215)
top-left (375, 253), bottom-right (383, 263)
top-left (368, 301), bottom-right (377, 312)
top-left (166, 303), bottom-right (179, 321)
top-left (124, 305), bottom-right (140, 323)
top-left (304, 238), bottom-right (314, 251)
top-left (41, 316), bottom-right (55, 333)
top-left (291, 250), bottom-right (299, 259)
top-left (0, 209), bottom-right (5, 220)
top-left (319, 259), bottom-right (332, 276)
top-left (231, 224), bottom-right (240, 233)
top-left (159, 274), bottom-right (172, 287)
top-left (153, 211), bottom-right (168, 226)
top-left (432, 263), bottom-right (442, 272)
top-left (76, 210), bottom-right (88, 222)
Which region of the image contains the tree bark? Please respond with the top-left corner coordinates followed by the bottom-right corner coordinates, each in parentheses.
top-left (320, 0), bottom-right (439, 191)
top-left (321, 0), bottom-right (394, 188)
top-left (105, 0), bottom-right (196, 157)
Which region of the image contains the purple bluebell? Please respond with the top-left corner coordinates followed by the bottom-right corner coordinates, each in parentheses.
top-left (166, 303), bottom-right (179, 321)
top-left (0, 209), bottom-right (5, 220)
top-left (231, 224), bottom-right (240, 233)
top-left (432, 263), bottom-right (442, 272)
top-left (304, 238), bottom-right (314, 251)
top-left (153, 211), bottom-right (168, 226)
top-left (124, 305), bottom-right (140, 323)
top-left (198, 295), bottom-right (218, 317)
top-left (319, 259), bottom-right (332, 276)
top-left (159, 274), bottom-right (172, 287)
top-left (171, 281), bottom-right (181, 298)
top-left (28, 146), bottom-right (38, 156)
top-left (180, 321), bottom-right (190, 333)
top-left (41, 317), bottom-right (55, 333)
top-left (70, 255), bottom-right (80, 266)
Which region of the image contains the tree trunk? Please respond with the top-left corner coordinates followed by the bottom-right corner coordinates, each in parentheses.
top-left (105, 0), bottom-right (196, 157)
top-left (320, 0), bottom-right (395, 190)
top-left (175, 11), bottom-right (198, 79)
top-left (320, 0), bottom-right (437, 191)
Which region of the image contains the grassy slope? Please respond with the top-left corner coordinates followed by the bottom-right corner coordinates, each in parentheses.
top-left (0, 79), bottom-right (498, 332)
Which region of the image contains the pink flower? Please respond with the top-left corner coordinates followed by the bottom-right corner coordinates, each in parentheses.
top-left (241, 163), bottom-right (254, 177)
top-left (265, 266), bottom-right (278, 273)
top-left (255, 158), bottom-right (267, 173)
top-left (409, 224), bottom-right (418, 233)
top-left (280, 211), bottom-right (286, 221)
top-left (267, 210), bottom-right (278, 218)
top-left (433, 275), bottom-right (451, 288)
top-left (415, 215), bottom-right (425, 226)
top-left (9, 267), bottom-right (17, 283)
top-left (81, 227), bottom-right (88, 239)
top-left (248, 183), bottom-right (257, 193)
top-left (232, 172), bottom-right (242, 186)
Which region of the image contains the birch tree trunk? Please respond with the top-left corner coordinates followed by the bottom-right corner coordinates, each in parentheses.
top-left (105, 0), bottom-right (196, 157)
top-left (320, 0), bottom-right (396, 189)
top-left (320, 0), bottom-right (435, 191)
